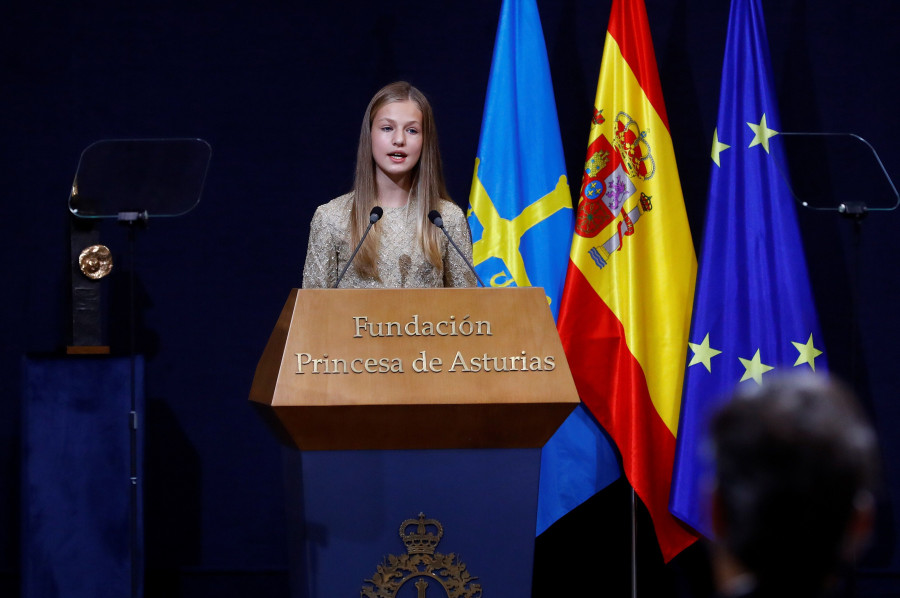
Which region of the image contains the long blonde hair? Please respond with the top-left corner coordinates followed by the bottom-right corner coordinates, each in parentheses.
top-left (349, 81), bottom-right (448, 280)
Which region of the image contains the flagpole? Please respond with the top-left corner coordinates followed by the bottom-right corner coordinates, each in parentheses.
top-left (850, 215), bottom-right (863, 390)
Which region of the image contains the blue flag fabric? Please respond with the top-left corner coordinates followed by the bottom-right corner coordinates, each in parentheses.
top-left (467, 0), bottom-right (620, 536)
top-left (669, 0), bottom-right (828, 538)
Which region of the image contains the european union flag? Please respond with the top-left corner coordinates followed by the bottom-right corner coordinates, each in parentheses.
top-left (467, 0), bottom-right (620, 535)
top-left (669, 0), bottom-right (827, 538)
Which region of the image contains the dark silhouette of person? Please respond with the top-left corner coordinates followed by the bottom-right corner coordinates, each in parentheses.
top-left (709, 373), bottom-right (878, 598)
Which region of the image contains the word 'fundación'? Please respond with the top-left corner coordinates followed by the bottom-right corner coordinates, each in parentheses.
top-left (353, 314), bottom-right (492, 338)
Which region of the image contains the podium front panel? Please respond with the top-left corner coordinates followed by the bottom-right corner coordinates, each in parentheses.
top-left (251, 288), bottom-right (580, 450)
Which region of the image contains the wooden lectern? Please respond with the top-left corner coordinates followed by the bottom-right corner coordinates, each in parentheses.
top-left (250, 288), bottom-right (579, 597)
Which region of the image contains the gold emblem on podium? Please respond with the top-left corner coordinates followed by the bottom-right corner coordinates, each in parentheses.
top-left (78, 244), bottom-right (113, 280)
top-left (361, 513), bottom-right (481, 598)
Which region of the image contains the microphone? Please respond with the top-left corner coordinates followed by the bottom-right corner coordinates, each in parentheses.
top-left (428, 210), bottom-right (485, 287)
top-left (334, 206), bottom-right (383, 288)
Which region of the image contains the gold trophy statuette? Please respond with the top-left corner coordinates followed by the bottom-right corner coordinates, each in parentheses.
top-left (78, 244), bottom-right (113, 280)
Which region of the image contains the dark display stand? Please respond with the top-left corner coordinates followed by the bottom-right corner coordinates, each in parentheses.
top-left (21, 356), bottom-right (144, 598)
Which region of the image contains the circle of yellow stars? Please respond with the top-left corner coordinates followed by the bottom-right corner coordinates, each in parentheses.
top-left (711, 113), bottom-right (779, 167)
top-left (687, 332), bottom-right (824, 385)
top-left (699, 111), bottom-right (814, 384)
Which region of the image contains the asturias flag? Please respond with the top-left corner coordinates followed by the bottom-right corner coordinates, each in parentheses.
top-left (670, 0), bottom-right (827, 539)
top-left (557, 0), bottom-right (698, 561)
top-left (467, 0), bottom-right (620, 536)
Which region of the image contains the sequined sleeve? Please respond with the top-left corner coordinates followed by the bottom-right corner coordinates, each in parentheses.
top-left (301, 203), bottom-right (339, 289)
top-left (438, 200), bottom-right (477, 288)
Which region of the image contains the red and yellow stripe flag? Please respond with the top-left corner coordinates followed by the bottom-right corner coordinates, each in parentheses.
top-left (557, 0), bottom-right (698, 561)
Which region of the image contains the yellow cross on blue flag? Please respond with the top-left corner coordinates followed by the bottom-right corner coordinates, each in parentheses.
top-left (467, 0), bottom-right (620, 535)
top-left (670, 0), bottom-right (828, 538)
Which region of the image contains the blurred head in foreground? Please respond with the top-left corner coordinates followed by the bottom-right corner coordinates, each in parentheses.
top-left (710, 373), bottom-right (879, 597)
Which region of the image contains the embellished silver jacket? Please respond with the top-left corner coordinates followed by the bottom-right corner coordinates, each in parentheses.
top-left (302, 193), bottom-right (476, 289)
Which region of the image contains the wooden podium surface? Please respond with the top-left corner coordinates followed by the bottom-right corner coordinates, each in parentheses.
top-left (250, 287), bottom-right (579, 450)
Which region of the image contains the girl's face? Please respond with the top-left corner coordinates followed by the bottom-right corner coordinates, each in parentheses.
top-left (370, 100), bottom-right (424, 186)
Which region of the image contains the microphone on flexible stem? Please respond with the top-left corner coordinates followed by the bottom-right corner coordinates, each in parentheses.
top-left (428, 210), bottom-right (485, 287)
top-left (334, 206), bottom-right (383, 288)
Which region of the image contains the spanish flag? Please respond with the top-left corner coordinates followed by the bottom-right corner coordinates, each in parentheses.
top-left (557, 0), bottom-right (698, 561)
